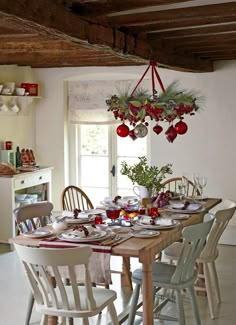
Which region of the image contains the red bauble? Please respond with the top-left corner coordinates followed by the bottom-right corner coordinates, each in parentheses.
top-left (153, 124), bottom-right (163, 135)
top-left (129, 129), bottom-right (137, 141)
top-left (116, 123), bottom-right (129, 137)
top-left (175, 120), bottom-right (188, 135)
top-left (165, 125), bottom-right (177, 143)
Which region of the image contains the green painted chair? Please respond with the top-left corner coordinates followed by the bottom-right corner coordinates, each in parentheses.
top-left (127, 213), bottom-right (215, 325)
top-left (163, 199), bottom-right (236, 319)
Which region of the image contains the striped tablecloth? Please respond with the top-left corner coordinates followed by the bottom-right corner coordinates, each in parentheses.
top-left (39, 238), bottom-right (112, 285)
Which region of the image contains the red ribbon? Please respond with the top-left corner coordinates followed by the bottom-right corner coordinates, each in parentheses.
top-left (131, 61), bottom-right (165, 96)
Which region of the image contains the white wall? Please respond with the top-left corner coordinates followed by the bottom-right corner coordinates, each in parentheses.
top-left (33, 62), bottom-right (236, 244)
top-left (0, 65), bottom-right (38, 151)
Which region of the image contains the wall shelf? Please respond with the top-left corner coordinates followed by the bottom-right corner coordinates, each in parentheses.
top-left (0, 95), bottom-right (42, 113)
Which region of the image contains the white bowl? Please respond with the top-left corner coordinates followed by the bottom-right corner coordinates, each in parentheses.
top-left (19, 199), bottom-right (32, 206)
top-left (1, 88), bottom-right (11, 95)
top-left (15, 194), bottom-right (27, 201)
top-left (16, 87), bottom-right (25, 96)
top-left (26, 194), bottom-right (38, 203)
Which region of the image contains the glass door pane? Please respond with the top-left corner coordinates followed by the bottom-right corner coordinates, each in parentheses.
top-left (78, 124), bottom-right (147, 206)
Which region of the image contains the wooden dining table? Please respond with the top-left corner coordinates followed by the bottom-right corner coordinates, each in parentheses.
top-left (9, 198), bottom-right (221, 325)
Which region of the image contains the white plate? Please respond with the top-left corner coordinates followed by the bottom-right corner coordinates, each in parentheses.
top-left (187, 195), bottom-right (208, 201)
top-left (170, 214), bottom-right (190, 220)
top-left (58, 229), bottom-right (107, 242)
top-left (64, 216), bottom-right (95, 224)
top-left (169, 202), bottom-right (185, 209)
top-left (83, 209), bottom-right (105, 215)
top-left (136, 219), bottom-right (180, 230)
top-left (130, 230), bottom-right (160, 238)
top-left (165, 203), bottom-right (203, 214)
top-left (23, 229), bottom-right (53, 238)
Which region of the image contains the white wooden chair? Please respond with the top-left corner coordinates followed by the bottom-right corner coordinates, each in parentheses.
top-left (14, 244), bottom-right (119, 325)
top-left (14, 201), bottom-right (54, 325)
top-left (127, 213), bottom-right (215, 325)
top-left (163, 199), bottom-right (236, 319)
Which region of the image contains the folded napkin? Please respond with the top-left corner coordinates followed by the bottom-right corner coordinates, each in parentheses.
top-left (78, 212), bottom-right (89, 219)
top-left (62, 226), bottom-right (94, 239)
top-left (62, 210), bottom-right (74, 218)
top-left (140, 216), bottom-right (173, 226)
top-left (62, 210), bottom-right (90, 219)
top-left (154, 218), bottom-right (174, 226)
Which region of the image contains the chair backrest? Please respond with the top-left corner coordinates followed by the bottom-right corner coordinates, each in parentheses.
top-left (171, 213), bottom-right (214, 284)
top-left (14, 201), bottom-right (54, 233)
top-left (162, 177), bottom-right (200, 196)
top-left (199, 199), bottom-right (236, 259)
top-left (14, 244), bottom-right (97, 311)
top-left (61, 185), bottom-right (94, 211)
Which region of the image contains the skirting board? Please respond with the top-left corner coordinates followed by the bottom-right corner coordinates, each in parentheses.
top-left (219, 225), bottom-right (236, 246)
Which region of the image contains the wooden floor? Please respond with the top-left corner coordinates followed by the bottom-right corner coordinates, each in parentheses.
top-left (0, 243), bottom-right (236, 324)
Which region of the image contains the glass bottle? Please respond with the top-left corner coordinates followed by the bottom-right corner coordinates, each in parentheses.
top-left (15, 146), bottom-right (22, 168)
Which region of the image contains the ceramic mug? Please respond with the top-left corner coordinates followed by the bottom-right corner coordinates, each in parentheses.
top-left (133, 185), bottom-right (151, 199)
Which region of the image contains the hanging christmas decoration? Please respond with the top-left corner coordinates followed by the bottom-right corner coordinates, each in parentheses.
top-left (106, 61), bottom-right (204, 142)
top-left (175, 120), bottom-right (188, 135)
top-left (129, 129), bottom-right (137, 141)
top-left (116, 123), bottom-right (129, 137)
top-left (134, 123), bottom-right (148, 138)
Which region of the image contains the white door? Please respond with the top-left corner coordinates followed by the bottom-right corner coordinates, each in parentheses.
top-left (76, 124), bottom-right (147, 207)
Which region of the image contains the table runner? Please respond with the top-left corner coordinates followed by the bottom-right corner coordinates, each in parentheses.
top-left (39, 239), bottom-right (112, 285)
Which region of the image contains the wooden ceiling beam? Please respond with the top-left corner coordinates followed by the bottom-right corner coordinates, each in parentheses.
top-left (0, 0), bottom-right (213, 72)
top-left (68, 0), bottom-right (193, 16)
top-left (131, 16), bottom-right (236, 34)
top-left (149, 23), bottom-right (236, 39)
top-left (162, 33), bottom-right (236, 47)
top-left (105, 3), bottom-right (236, 27)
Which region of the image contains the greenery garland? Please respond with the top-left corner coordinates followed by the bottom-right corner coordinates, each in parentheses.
top-left (106, 80), bottom-right (204, 126)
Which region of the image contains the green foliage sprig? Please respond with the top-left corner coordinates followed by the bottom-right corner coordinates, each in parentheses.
top-left (120, 156), bottom-right (173, 193)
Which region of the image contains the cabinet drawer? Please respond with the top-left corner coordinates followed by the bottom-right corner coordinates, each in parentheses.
top-left (14, 171), bottom-right (51, 190)
top-left (14, 176), bottom-right (34, 190)
top-left (32, 171), bottom-right (51, 185)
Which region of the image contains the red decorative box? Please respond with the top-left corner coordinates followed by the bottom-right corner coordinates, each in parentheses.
top-left (21, 83), bottom-right (38, 96)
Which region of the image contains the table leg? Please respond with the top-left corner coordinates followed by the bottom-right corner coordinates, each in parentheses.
top-left (121, 257), bottom-right (133, 290)
top-left (142, 263), bottom-right (154, 325)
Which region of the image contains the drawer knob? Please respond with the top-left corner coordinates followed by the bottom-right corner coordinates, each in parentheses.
top-left (21, 180), bottom-right (25, 184)
top-left (39, 176), bottom-right (42, 180)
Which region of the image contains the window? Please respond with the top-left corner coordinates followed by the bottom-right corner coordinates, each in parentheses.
top-left (74, 124), bottom-right (147, 207)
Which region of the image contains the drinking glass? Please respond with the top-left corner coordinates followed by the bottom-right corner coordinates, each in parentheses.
top-left (197, 176), bottom-right (207, 201)
top-left (181, 175), bottom-right (189, 198)
top-left (177, 180), bottom-right (184, 200)
top-left (106, 207), bottom-right (121, 225)
top-left (192, 172), bottom-right (200, 199)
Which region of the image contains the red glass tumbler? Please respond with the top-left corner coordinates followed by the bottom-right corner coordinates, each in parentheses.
top-left (95, 215), bottom-right (103, 225)
top-left (148, 206), bottom-right (159, 217)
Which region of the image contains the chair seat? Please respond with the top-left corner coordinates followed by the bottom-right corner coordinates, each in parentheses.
top-left (37, 286), bottom-right (117, 318)
top-left (132, 263), bottom-right (198, 290)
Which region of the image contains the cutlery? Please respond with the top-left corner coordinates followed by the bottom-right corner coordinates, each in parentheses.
top-left (100, 235), bottom-right (121, 245)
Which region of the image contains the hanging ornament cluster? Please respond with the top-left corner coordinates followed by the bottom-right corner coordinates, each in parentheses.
top-left (106, 61), bottom-right (204, 143)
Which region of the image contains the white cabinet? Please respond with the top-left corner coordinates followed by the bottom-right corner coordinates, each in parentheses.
top-left (0, 167), bottom-right (53, 243)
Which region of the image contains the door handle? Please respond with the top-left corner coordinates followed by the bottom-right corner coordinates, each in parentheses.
top-left (110, 165), bottom-right (115, 177)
